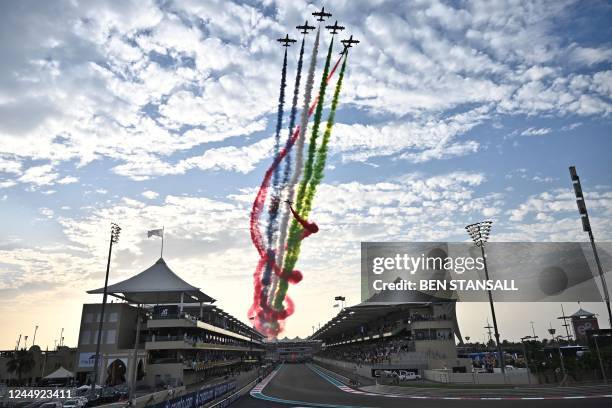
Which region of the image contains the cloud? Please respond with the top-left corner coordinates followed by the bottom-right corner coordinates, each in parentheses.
top-left (521, 127), bottom-right (552, 136)
top-left (18, 164), bottom-right (58, 186)
top-left (57, 176), bottom-right (79, 184)
top-left (0, 0), bottom-right (610, 182)
top-left (0, 156), bottom-right (22, 174)
top-left (142, 190), bottom-right (159, 200)
top-left (568, 45), bottom-right (612, 66)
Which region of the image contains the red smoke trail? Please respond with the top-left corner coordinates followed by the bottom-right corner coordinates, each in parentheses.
top-left (249, 53), bottom-right (345, 338)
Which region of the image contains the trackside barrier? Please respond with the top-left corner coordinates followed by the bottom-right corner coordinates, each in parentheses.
top-left (146, 380), bottom-right (236, 408)
top-left (424, 369), bottom-right (535, 385)
top-left (206, 377), bottom-right (260, 408)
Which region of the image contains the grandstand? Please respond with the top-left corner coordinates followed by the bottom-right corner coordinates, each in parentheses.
top-left (310, 302), bottom-right (472, 378)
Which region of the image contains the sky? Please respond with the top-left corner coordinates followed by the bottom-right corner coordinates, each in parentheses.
top-left (0, 0), bottom-right (611, 350)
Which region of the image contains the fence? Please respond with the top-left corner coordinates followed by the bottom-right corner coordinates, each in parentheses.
top-left (424, 369), bottom-right (534, 385)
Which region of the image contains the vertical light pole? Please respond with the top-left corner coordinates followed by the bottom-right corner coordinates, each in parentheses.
top-left (547, 327), bottom-right (566, 385)
top-left (91, 222), bottom-right (121, 395)
top-left (520, 335), bottom-right (538, 385)
top-left (32, 326), bottom-right (38, 348)
top-left (569, 166), bottom-right (612, 326)
top-left (592, 334), bottom-right (607, 383)
top-left (466, 221), bottom-right (505, 375)
top-left (128, 305), bottom-right (143, 403)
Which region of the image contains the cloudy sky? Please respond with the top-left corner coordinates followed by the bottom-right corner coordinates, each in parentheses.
top-left (1, 0), bottom-right (611, 349)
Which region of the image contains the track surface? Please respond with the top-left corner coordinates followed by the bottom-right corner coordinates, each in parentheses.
top-left (232, 363), bottom-right (611, 408)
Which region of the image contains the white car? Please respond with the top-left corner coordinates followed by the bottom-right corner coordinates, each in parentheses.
top-left (397, 370), bottom-right (421, 381)
top-left (62, 399), bottom-right (83, 408)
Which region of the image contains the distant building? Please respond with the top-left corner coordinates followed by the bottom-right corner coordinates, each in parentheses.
top-left (0, 346), bottom-right (77, 385)
top-left (75, 302), bottom-right (145, 386)
top-left (570, 307), bottom-right (599, 344)
top-left (77, 257), bottom-right (264, 389)
top-left (265, 337), bottom-right (321, 363)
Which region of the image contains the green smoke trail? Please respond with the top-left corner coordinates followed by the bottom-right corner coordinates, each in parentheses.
top-left (272, 52), bottom-right (348, 311)
top-left (295, 36), bottom-right (334, 214)
top-left (301, 54), bottom-right (348, 218)
top-left (272, 38), bottom-right (334, 310)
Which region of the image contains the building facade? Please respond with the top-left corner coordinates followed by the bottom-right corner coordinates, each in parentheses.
top-left (78, 257), bottom-right (264, 390)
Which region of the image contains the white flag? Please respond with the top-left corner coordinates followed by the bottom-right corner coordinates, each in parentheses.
top-left (148, 229), bottom-right (163, 238)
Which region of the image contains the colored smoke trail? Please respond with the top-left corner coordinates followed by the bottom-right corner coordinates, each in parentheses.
top-left (271, 29), bottom-right (320, 304)
top-left (249, 36), bottom-right (346, 337)
top-left (261, 48), bottom-right (288, 291)
top-left (294, 36), bottom-right (335, 214)
top-left (272, 36), bottom-right (336, 311)
top-left (248, 58), bottom-right (342, 337)
top-left (267, 36), bottom-right (306, 304)
top-left (301, 54), bottom-right (348, 217)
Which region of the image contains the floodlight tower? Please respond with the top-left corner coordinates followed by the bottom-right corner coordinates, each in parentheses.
top-left (91, 222), bottom-right (121, 395)
top-left (569, 166), bottom-right (612, 326)
top-left (466, 221), bottom-right (505, 374)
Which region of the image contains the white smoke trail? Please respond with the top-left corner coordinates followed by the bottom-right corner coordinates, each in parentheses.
top-left (268, 28), bottom-right (321, 305)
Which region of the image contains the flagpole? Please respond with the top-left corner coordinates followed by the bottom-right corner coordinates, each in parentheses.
top-left (161, 226), bottom-right (164, 258)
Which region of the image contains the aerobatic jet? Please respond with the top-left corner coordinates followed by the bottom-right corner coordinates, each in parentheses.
top-left (277, 34), bottom-right (297, 47)
top-left (296, 20), bottom-right (316, 35)
top-left (341, 35), bottom-right (360, 48)
top-left (325, 20), bottom-right (345, 35)
top-left (312, 6), bottom-right (332, 22)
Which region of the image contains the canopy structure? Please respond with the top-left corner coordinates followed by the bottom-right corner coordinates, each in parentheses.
top-left (44, 367), bottom-right (74, 379)
top-left (311, 301), bottom-right (463, 343)
top-left (571, 308), bottom-right (596, 318)
top-left (88, 258), bottom-right (215, 304)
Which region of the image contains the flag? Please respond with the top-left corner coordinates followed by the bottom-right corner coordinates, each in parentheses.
top-left (148, 229), bottom-right (163, 238)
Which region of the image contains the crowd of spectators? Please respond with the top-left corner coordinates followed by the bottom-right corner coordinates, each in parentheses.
top-left (317, 337), bottom-right (415, 365)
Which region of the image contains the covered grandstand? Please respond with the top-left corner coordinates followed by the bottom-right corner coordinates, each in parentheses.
top-left (311, 301), bottom-right (471, 378)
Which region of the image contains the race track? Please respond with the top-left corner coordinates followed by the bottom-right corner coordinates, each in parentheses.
top-left (232, 363), bottom-right (611, 408)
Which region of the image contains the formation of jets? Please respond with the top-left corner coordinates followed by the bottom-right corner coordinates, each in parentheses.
top-left (277, 7), bottom-right (358, 51)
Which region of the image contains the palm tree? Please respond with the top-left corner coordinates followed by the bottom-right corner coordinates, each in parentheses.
top-left (6, 349), bottom-right (36, 385)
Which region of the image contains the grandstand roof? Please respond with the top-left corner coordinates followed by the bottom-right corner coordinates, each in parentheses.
top-left (571, 308), bottom-right (596, 318)
top-left (310, 302), bottom-right (433, 341)
top-left (88, 257), bottom-right (215, 304)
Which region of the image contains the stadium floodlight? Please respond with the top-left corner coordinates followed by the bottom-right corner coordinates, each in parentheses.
top-left (465, 221), bottom-right (493, 247)
top-left (111, 222), bottom-right (121, 243)
top-left (569, 166), bottom-right (611, 326)
top-left (466, 221), bottom-right (505, 375)
top-left (91, 222), bottom-right (121, 396)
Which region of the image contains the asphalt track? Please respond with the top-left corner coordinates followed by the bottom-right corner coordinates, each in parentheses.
top-left (232, 363), bottom-right (611, 408)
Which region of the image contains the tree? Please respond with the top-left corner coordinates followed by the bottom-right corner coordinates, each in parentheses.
top-left (6, 349), bottom-right (36, 385)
